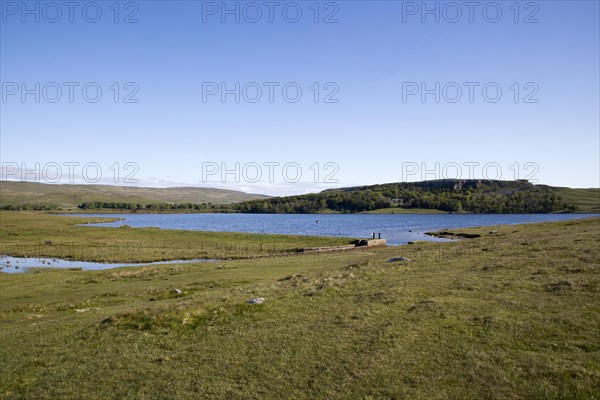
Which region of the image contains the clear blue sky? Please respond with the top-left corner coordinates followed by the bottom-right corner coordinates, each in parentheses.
top-left (1, 0), bottom-right (598, 195)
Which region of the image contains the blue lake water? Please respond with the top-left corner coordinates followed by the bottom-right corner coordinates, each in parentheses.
top-left (75, 213), bottom-right (597, 245)
top-left (2, 213), bottom-right (595, 274)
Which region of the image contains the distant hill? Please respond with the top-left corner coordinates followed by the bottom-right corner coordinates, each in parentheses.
top-left (322, 180), bottom-right (599, 213)
top-left (230, 179), bottom-right (600, 214)
top-left (543, 186), bottom-right (600, 213)
top-left (0, 181), bottom-right (268, 209)
top-left (3, 180), bottom-right (597, 214)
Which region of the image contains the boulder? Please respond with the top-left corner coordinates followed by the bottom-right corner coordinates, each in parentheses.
top-left (387, 257), bottom-right (410, 262)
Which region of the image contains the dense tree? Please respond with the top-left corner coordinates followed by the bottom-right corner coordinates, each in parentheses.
top-left (67, 180), bottom-right (577, 214)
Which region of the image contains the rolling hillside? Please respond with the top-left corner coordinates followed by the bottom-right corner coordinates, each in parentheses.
top-left (2, 180), bottom-right (597, 214)
top-left (546, 186), bottom-right (600, 213)
top-left (231, 179), bottom-right (600, 214)
top-left (0, 181), bottom-right (268, 209)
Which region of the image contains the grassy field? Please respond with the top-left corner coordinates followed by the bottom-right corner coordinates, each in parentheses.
top-left (0, 182), bottom-right (268, 208)
top-left (0, 212), bottom-right (354, 262)
top-left (0, 214), bottom-right (598, 398)
top-left (549, 187), bottom-right (600, 213)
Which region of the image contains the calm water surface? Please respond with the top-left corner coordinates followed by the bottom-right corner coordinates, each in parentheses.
top-left (3, 213), bottom-right (595, 273)
top-left (77, 213), bottom-right (597, 245)
top-left (0, 256), bottom-right (218, 274)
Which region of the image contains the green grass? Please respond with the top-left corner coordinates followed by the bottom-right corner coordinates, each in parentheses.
top-left (548, 187), bottom-right (600, 213)
top-left (1, 214), bottom-right (599, 399)
top-left (0, 181), bottom-right (268, 209)
top-left (0, 212), bottom-right (354, 262)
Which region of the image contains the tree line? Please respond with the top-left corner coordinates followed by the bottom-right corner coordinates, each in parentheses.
top-left (1, 205), bottom-right (59, 211)
top-left (73, 180), bottom-right (577, 214)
